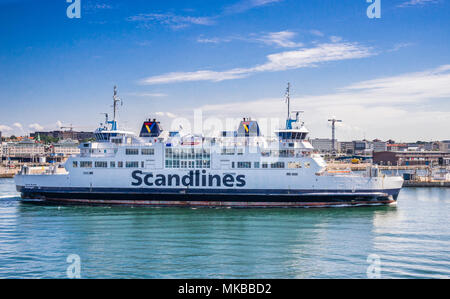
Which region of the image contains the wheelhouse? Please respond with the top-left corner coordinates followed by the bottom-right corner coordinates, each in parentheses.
top-left (276, 124), bottom-right (309, 141)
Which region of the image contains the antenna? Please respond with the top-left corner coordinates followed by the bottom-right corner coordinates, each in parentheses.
top-left (328, 117), bottom-right (343, 155)
top-left (292, 110), bottom-right (304, 121)
top-left (285, 82), bottom-right (291, 119)
top-left (112, 86), bottom-right (122, 123)
top-left (109, 86), bottom-right (123, 131)
top-left (100, 113), bottom-right (109, 128)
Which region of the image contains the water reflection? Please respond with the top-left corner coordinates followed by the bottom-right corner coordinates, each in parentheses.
top-left (7, 202), bottom-right (398, 278)
top-left (372, 188), bottom-right (450, 279)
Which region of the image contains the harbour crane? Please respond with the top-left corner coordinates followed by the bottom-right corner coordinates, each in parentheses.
top-left (60, 124), bottom-right (78, 140)
top-left (60, 124), bottom-right (74, 132)
top-left (328, 117), bottom-right (342, 155)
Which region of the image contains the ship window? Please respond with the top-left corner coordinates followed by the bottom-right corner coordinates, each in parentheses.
top-left (280, 150), bottom-right (295, 158)
top-left (126, 161), bottom-right (139, 168)
top-left (165, 160), bottom-right (173, 168)
top-left (73, 161), bottom-right (78, 168)
top-left (271, 162), bottom-right (285, 169)
top-left (237, 162), bottom-right (251, 169)
top-left (262, 163), bottom-right (269, 169)
top-left (166, 148), bottom-right (211, 169)
top-left (110, 162), bottom-right (116, 168)
top-left (203, 149), bottom-right (210, 158)
top-left (254, 162), bottom-right (260, 168)
top-left (95, 161), bottom-right (108, 168)
top-left (126, 148), bottom-right (139, 155)
top-left (232, 162), bottom-right (235, 169)
top-left (141, 148), bottom-right (154, 155)
top-left (80, 161), bottom-right (92, 168)
top-left (173, 149), bottom-right (180, 159)
top-left (221, 148), bottom-right (235, 155)
top-left (141, 161), bottom-right (145, 168)
top-left (118, 161), bottom-right (123, 168)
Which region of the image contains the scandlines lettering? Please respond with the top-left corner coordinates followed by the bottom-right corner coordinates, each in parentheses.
top-left (131, 170), bottom-right (246, 188)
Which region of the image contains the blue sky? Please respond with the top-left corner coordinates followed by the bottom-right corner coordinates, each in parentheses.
top-left (0, 0), bottom-right (449, 141)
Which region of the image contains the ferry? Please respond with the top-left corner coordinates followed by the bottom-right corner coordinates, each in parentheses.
top-left (15, 86), bottom-right (404, 208)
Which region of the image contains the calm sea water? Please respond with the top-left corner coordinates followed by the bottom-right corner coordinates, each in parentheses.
top-left (0, 178), bottom-right (449, 279)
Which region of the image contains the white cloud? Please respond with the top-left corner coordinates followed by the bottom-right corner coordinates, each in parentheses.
top-left (13, 122), bottom-right (23, 130)
top-left (0, 125), bottom-right (12, 132)
top-left (141, 42), bottom-right (374, 84)
top-left (310, 30), bottom-right (324, 37)
top-left (181, 65), bottom-right (450, 141)
top-left (197, 37), bottom-right (233, 44)
top-left (330, 36), bottom-right (343, 43)
top-left (198, 30), bottom-right (302, 48)
top-left (127, 13), bottom-right (215, 29)
top-left (341, 64), bottom-right (450, 102)
top-left (56, 120), bottom-right (63, 129)
top-left (141, 69), bottom-right (250, 85)
top-left (128, 1), bottom-right (282, 30)
top-left (224, 0), bottom-right (283, 14)
top-left (126, 92), bottom-right (168, 98)
top-left (29, 123), bottom-right (44, 131)
top-left (154, 112), bottom-right (177, 119)
top-left (387, 42), bottom-right (414, 52)
top-left (256, 31), bottom-right (303, 48)
top-left (398, 0), bottom-right (439, 7)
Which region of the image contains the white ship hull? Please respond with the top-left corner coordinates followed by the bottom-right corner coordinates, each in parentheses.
top-left (15, 168), bottom-right (403, 208)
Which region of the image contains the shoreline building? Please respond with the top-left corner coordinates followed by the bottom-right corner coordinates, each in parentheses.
top-left (338, 141), bottom-right (355, 154)
top-left (311, 138), bottom-right (334, 153)
top-left (1, 139), bottom-right (45, 162)
top-left (30, 130), bottom-right (94, 142)
top-left (373, 151), bottom-right (450, 166)
top-left (439, 141), bottom-right (450, 153)
top-left (370, 139), bottom-right (388, 153)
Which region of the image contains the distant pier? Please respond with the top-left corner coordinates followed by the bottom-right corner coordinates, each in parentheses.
top-left (328, 163), bottom-right (450, 188)
top-left (404, 181), bottom-right (450, 187)
top-left (0, 167), bottom-right (18, 178)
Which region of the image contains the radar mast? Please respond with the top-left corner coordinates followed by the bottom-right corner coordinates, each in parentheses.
top-left (110, 86), bottom-right (122, 131)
